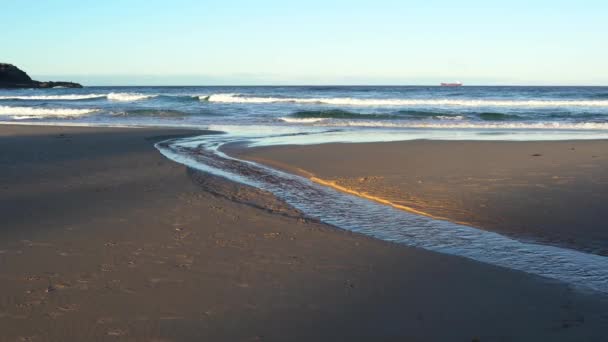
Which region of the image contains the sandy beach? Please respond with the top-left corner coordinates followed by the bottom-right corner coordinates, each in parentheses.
top-left (233, 140), bottom-right (608, 256)
top-left (1, 125), bottom-right (608, 341)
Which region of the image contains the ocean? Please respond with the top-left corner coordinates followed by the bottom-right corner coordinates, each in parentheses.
top-left (2, 86), bottom-right (608, 142)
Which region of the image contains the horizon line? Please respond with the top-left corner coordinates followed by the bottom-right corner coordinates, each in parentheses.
top-left (64, 84), bottom-right (608, 87)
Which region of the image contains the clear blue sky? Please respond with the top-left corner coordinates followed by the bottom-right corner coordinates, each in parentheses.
top-left (1, 0), bottom-right (606, 85)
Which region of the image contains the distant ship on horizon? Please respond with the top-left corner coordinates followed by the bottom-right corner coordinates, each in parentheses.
top-left (440, 81), bottom-right (463, 87)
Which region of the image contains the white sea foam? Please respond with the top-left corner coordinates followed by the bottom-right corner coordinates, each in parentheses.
top-left (435, 115), bottom-right (464, 120)
top-left (204, 125), bottom-right (608, 146)
top-left (207, 124), bottom-right (324, 137)
top-left (288, 119), bottom-right (608, 130)
top-left (0, 94), bottom-right (106, 100)
top-left (0, 106), bottom-right (99, 119)
top-left (107, 93), bottom-right (156, 101)
top-left (278, 116), bottom-right (466, 124)
top-left (11, 115), bottom-right (46, 120)
top-left (279, 117), bottom-right (327, 123)
top-left (278, 116), bottom-right (463, 124)
top-left (0, 93), bottom-right (156, 102)
top-left (206, 93), bottom-right (608, 107)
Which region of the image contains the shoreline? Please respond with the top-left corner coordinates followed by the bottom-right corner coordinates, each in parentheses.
top-left (219, 148), bottom-right (465, 224)
top-left (231, 139), bottom-right (608, 256)
top-left (2, 124), bottom-right (608, 340)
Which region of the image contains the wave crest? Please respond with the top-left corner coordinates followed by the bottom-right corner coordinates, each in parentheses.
top-left (287, 110), bottom-right (467, 121)
top-left (306, 120), bottom-right (608, 130)
top-left (0, 94), bottom-right (105, 100)
top-left (279, 117), bottom-right (327, 123)
top-left (107, 93), bottom-right (156, 102)
top-left (0, 93), bottom-right (159, 102)
top-left (0, 106), bottom-right (99, 119)
top-left (205, 93), bottom-right (608, 107)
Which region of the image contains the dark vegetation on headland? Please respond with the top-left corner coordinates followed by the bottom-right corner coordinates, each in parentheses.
top-left (0, 63), bottom-right (82, 88)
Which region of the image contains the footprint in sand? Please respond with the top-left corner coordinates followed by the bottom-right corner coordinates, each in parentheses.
top-left (21, 240), bottom-right (53, 248)
top-left (263, 232), bottom-right (281, 239)
top-left (47, 311), bottom-right (64, 319)
top-left (173, 230), bottom-right (192, 242)
top-left (74, 282), bottom-right (90, 290)
top-left (106, 328), bottom-right (127, 337)
top-left (148, 278), bottom-right (163, 287)
top-left (96, 317), bottom-right (114, 324)
top-left (147, 278), bottom-right (184, 288)
top-left (22, 298), bottom-right (44, 307)
top-left (76, 273), bottom-right (96, 286)
top-left (174, 254), bottom-right (194, 269)
top-left (7, 313), bottom-right (28, 320)
top-left (18, 289), bottom-right (47, 308)
top-left (58, 304), bottom-right (78, 312)
top-left (53, 281), bottom-right (71, 290)
top-left (100, 264), bottom-right (114, 272)
top-left (44, 280), bottom-right (70, 294)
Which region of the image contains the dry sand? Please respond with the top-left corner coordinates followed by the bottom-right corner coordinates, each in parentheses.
top-left (233, 140), bottom-right (608, 256)
top-left (1, 125), bottom-right (607, 341)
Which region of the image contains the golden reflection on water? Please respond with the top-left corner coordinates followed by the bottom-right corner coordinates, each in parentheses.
top-left (309, 176), bottom-right (465, 224)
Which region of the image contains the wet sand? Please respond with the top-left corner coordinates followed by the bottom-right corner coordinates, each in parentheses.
top-left (233, 140), bottom-right (608, 256)
top-left (1, 125), bottom-right (608, 341)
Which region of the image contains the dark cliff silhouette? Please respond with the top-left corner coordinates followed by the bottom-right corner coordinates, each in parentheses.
top-left (0, 63), bottom-right (82, 88)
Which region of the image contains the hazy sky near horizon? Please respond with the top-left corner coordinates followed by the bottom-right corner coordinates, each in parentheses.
top-left (2, 0), bottom-right (607, 85)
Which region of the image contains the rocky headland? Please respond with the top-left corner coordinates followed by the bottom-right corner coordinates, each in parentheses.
top-left (0, 63), bottom-right (82, 88)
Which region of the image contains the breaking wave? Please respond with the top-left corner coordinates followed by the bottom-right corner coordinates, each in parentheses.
top-left (0, 94), bottom-right (106, 101)
top-left (204, 93), bottom-right (608, 107)
top-left (280, 117), bottom-right (329, 123)
top-left (0, 93), bottom-right (161, 102)
top-left (0, 106), bottom-right (99, 119)
top-left (308, 120), bottom-right (608, 130)
top-left (280, 115), bottom-right (464, 124)
top-left (107, 93), bottom-right (156, 101)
